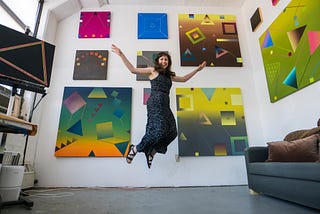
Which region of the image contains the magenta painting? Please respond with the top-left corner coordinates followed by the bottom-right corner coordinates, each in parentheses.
top-left (272, 0), bottom-right (280, 6)
top-left (143, 88), bottom-right (151, 105)
top-left (78, 11), bottom-right (111, 38)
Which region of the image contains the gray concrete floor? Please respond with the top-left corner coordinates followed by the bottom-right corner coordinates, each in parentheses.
top-left (0, 185), bottom-right (318, 214)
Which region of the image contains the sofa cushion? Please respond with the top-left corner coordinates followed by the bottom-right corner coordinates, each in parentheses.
top-left (283, 129), bottom-right (308, 141)
top-left (284, 126), bottom-right (320, 141)
top-left (266, 134), bottom-right (319, 162)
top-left (249, 162), bottom-right (320, 182)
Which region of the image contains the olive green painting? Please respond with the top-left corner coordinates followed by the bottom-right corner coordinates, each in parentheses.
top-left (259, 0), bottom-right (320, 102)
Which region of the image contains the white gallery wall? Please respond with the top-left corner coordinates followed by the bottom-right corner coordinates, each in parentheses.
top-left (34, 4), bottom-right (256, 187)
top-left (8, 0), bottom-right (319, 187)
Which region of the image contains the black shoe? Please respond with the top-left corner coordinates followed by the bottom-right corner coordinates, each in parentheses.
top-left (126, 145), bottom-right (137, 164)
top-left (145, 153), bottom-right (154, 169)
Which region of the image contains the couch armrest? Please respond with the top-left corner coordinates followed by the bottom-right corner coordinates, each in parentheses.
top-left (244, 147), bottom-right (269, 189)
top-left (244, 147), bottom-right (268, 163)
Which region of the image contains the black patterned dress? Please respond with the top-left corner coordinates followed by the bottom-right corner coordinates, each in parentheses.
top-left (136, 73), bottom-right (177, 155)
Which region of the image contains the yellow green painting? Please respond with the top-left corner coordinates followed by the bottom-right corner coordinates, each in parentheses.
top-left (176, 88), bottom-right (248, 157)
top-left (259, 0), bottom-right (320, 102)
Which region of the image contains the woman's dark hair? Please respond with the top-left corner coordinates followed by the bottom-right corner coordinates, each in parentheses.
top-left (154, 52), bottom-right (175, 77)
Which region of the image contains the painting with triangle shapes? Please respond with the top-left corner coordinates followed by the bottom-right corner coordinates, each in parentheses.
top-left (178, 14), bottom-right (242, 67)
top-left (78, 11), bottom-right (111, 38)
top-left (55, 87), bottom-right (132, 157)
top-left (176, 88), bottom-right (248, 157)
top-left (259, 0), bottom-right (320, 103)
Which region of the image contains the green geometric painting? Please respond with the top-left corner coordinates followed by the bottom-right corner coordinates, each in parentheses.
top-left (55, 87), bottom-right (132, 157)
top-left (259, 0), bottom-right (320, 102)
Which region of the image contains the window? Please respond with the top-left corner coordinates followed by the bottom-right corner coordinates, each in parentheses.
top-left (0, 0), bottom-right (38, 33)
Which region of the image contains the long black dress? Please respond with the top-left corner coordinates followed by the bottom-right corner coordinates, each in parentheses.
top-left (136, 73), bottom-right (177, 155)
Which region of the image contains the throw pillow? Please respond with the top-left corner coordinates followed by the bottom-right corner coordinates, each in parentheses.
top-left (283, 129), bottom-right (308, 141)
top-left (284, 126), bottom-right (320, 141)
top-left (266, 134), bottom-right (319, 162)
top-left (300, 127), bottom-right (320, 139)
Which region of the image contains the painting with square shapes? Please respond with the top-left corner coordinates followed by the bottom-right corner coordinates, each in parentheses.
top-left (73, 50), bottom-right (108, 80)
top-left (55, 87), bottom-right (132, 157)
top-left (176, 88), bottom-right (248, 157)
top-left (178, 14), bottom-right (242, 67)
top-left (136, 50), bottom-right (168, 81)
top-left (137, 13), bottom-right (168, 39)
top-left (78, 11), bottom-right (111, 38)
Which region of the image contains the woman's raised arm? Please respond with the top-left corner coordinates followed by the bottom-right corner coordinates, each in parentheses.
top-left (172, 61), bottom-right (206, 82)
top-left (111, 44), bottom-right (153, 75)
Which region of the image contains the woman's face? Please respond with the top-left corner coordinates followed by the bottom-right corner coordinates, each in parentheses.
top-left (158, 55), bottom-right (169, 69)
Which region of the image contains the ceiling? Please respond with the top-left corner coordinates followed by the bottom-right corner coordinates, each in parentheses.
top-left (48, 0), bottom-right (246, 21)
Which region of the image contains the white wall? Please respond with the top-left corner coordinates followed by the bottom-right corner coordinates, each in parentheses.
top-left (30, 1), bottom-right (320, 188)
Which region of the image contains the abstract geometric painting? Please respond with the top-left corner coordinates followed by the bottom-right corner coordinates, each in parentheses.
top-left (178, 14), bottom-right (242, 67)
top-left (78, 11), bottom-right (111, 38)
top-left (259, 0), bottom-right (320, 102)
top-left (272, 0), bottom-right (280, 6)
top-left (250, 7), bottom-right (263, 32)
top-left (176, 88), bottom-right (248, 157)
top-left (73, 50), bottom-right (108, 80)
top-left (55, 87), bottom-right (132, 157)
top-left (143, 88), bottom-right (151, 105)
top-left (138, 13), bottom-right (168, 39)
top-left (136, 50), bottom-right (168, 81)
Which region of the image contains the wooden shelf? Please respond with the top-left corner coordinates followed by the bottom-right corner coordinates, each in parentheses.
top-left (0, 113), bottom-right (37, 136)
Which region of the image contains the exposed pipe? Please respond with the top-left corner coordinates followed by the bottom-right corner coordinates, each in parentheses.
top-left (33, 0), bottom-right (44, 37)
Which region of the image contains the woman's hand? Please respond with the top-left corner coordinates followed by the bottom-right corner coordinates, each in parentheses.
top-left (111, 44), bottom-right (122, 56)
top-left (197, 61), bottom-right (207, 72)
